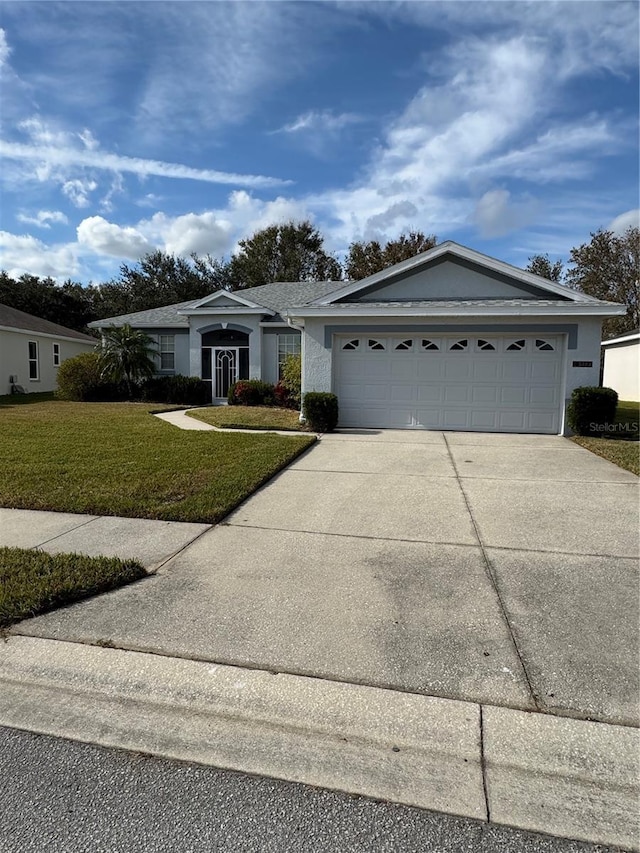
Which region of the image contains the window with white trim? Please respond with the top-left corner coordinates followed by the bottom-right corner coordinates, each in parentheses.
top-left (277, 333), bottom-right (301, 378)
top-left (53, 343), bottom-right (61, 366)
top-left (159, 335), bottom-right (175, 371)
top-left (28, 341), bottom-right (39, 380)
top-left (342, 339), bottom-right (360, 351)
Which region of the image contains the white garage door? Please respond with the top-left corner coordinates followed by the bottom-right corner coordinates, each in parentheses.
top-left (333, 333), bottom-right (564, 433)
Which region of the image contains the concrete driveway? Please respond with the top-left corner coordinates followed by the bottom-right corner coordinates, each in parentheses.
top-left (14, 430), bottom-right (640, 727)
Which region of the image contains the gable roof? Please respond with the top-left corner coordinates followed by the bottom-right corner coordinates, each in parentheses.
top-left (0, 303), bottom-right (96, 342)
top-left (88, 282), bottom-right (344, 328)
top-left (309, 241), bottom-right (603, 306)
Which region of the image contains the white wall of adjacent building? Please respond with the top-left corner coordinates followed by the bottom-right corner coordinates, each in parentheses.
top-left (602, 338), bottom-right (640, 401)
top-left (0, 328), bottom-right (96, 395)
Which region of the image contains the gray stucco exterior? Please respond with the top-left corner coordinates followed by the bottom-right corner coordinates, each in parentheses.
top-left (87, 242), bottom-right (624, 432)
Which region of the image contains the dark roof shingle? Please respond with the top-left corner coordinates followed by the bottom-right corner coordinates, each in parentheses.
top-left (0, 303), bottom-right (96, 342)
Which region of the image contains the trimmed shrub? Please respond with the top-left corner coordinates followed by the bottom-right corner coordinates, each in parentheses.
top-left (56, 351), bottom-right (127, 402)
top-left (303, 392), bottom-right (339, 432)
top-left (280, 353), bottom-right (302, 408)
top-left (228, 379), bottom-right (276, 406)
top-left (141, 375), bottom-right (209, 406)
top-left (566, 386), bottom-right (618, 436)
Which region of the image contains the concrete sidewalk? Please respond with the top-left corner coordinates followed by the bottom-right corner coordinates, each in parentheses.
top-left (0, 636), bottom-right (638, 851)
top-left (1, 429), bottom-right (638, 850)
top-left (0, 507), bottom-right (210, 568)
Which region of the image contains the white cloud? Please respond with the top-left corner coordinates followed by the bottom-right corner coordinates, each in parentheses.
top-left (0, 28), bottom-right (10, 68)
top-left (16, 209), bottom-right (69, 229)
top-left (608, 209), bottom-right (640, 235)
top-left (276, 110), bottom-right (363, 134)
top-left (0, 131), bottom-right (291, 190)
top-left (471, 189), bottom-right (540, 239)
top-left (145, 212), bottom-right (232, 258)
top-left (77, 216), bottom-right (153, 259)
top-left (62, 178), bottom-right (98, 208)
top-left (0, 230), bottom-right (79, 279)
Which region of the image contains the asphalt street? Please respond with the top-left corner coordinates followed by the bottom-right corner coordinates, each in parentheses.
top-left (0, 727), bottom-right (621, 853)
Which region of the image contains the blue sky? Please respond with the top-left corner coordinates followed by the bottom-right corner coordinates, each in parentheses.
top-left (0, 1), bottom-right (638, 284)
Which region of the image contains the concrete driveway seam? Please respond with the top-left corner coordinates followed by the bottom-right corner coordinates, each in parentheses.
top-left (442, 434), bottom-right (540, 712)
top-left (32, 514), bottom-right (100, 548)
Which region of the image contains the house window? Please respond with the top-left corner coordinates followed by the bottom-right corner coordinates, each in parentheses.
top-left (28, 341), bottom-right (39, 380)
top-left (53, 343), bottom-right (61, 366)
top-left (506, 339), bottom-right (526, 351)
top-left (159, 335), bottom-right (175, 371)
top-left (421, 339), bottom-right (439, 351)
top-left (536, 339), bottom-right (554, 351)
top-left (277, 333), bottom-right (301, 378)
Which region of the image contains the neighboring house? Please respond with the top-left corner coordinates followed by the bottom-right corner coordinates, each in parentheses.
top-left (601, 330), bottom-right (640, 401)
top-left (0, 303), bottom-right (97, 395)
top-left (89, 241), bottom-right (624, 434)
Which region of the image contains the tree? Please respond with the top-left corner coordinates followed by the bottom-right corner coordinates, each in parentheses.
top-left (228, 221), bottom-right (342, 290)
top-left (526, 254), bottom-right (564, 282)
top-left (345, 231), bottom-right (437, 280)
top-left (0, 271), bottom-right (97, 332)
top-left (93, 251), bottom-right (228, 319)
top-left (566, 227), bottom-right (639, 338)
top-left (99, 324), bottom-right (157, 398)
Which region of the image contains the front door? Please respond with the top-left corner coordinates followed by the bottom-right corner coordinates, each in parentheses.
top-left (202, 346), bottom-right (241, 399)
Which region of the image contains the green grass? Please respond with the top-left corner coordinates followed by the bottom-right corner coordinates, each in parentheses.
top-left (0, 399), bottom-right (315, 523)
top-left (0, 547), bottom-right (146, 628)
top-left (187, 405), bottom-right (309, 431)
top-left (571, 400), bottom-right (639, 475)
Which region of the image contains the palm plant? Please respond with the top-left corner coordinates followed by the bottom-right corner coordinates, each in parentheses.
top-left (99, 324), bottom-right (157, 399)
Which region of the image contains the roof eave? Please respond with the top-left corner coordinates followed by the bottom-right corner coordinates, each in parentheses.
top-left (287, 304), bottom-right (627, 319)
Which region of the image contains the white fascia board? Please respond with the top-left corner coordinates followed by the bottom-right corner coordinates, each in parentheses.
top-left (601, 331), bottom-right (640, 346)
top-left (0, 325), bottom-right (96, 344)
top-left (287, 303), bottom-right (627, 319)
top-left (258, 321), bottom-right (292, 327)
top-left (311, 241), bottom-right (595, 305)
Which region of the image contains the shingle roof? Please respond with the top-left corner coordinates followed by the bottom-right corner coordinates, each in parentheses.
top-left (0, 303), bottom-right (97, 342)
top-left (88, 282), bottom-right (344, 328)
top-left (237, 281), bottom-right (343, 318)
top-left (88, 298), bottom-right (197, 328)
top-left (313, 298), bottom-right (620, 310)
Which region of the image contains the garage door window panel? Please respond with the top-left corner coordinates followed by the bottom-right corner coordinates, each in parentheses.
top-left (342, 339), bottom-right (360, 350)
top-left (449, 339), bottom-right (468, 351)
top-left (421, 339), bottom-right (440, 351)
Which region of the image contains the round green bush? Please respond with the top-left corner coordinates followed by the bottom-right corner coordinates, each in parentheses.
top-left (566, 386), bottom-right (618, 435)
top-left (55, 351), bottom-right (126, 401)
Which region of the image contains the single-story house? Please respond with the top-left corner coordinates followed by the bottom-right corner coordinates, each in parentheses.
top-left (601, 330), bottom-right (640, 401)
top-left (1, 303), bottom-right (97, 395)
top-left (89, 241), bottom-right (625, 434)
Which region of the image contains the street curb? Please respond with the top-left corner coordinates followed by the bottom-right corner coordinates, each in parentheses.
top-left (0, 636), bottom-right (637, 851)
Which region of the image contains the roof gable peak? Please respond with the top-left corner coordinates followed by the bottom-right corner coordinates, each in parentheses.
top-left (310, 241), bottom-right (596, 305)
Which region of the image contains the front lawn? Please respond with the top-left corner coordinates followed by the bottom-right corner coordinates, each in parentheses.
top-left (571, 400), bottom-right (639, 476)
top-left (187, 405), bottom-right (308, 432)
top-left (0, 399), bottom-right (315, 523)
top-left (0, 547), bottom-right (146, 628)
